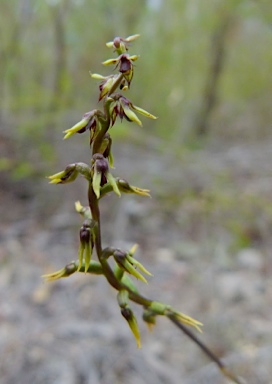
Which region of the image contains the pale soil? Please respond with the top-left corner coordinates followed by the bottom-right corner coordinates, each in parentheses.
top-left (0, 137), bottom-right (272, 384)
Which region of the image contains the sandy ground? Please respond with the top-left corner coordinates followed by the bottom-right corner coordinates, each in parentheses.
top-left (0, 137), bottom-right (272, 384)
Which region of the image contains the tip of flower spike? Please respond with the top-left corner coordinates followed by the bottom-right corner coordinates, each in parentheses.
top-left (106, 34), bottom-right (140, 49)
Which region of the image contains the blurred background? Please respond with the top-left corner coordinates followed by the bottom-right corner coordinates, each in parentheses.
top-left (0, 0), bottom-right (272, 383)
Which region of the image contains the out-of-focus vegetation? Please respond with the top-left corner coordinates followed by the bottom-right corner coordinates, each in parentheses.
top-left (0, 0), bottom-right (271, 178)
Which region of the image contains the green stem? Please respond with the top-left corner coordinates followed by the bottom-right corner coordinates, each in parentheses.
top-left (88, 70), bottom-right (154, 306)
top-left (88, 179), bottom-right (151, 305)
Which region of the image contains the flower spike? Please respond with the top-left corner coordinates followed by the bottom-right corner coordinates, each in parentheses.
top-left (44, 35), bottom-right (243, 384)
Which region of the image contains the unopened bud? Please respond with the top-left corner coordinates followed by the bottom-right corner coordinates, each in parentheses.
top-left (93, 154), bottom-right (109, 174)
top-left (121, 307), bottom-right (141, 348)
top-left (143, 309), bottom-right (156, 331)
top-left (80, 225), bottom-right (90, 244)
top-left (117, 289), bottom-right (129, 308)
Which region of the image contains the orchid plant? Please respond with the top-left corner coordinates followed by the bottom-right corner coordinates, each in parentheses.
top-left (43, 35), bottom-right (242, 384)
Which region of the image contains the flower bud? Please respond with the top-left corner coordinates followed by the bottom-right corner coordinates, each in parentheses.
top-left (93, 153), bottom-right (109, 174)
top-left (92, 154), bottom-right (110, 198)
top-left (106, 34), bottom-right (140, 54)
top-left (78, 220), bottom-right (95, 272)
top-left (121, 307), bottom-right (141, 348)
top-left (42, 262), bottom-right (78, 282)
top-left (75, 201), bottom-right (92, 220)
top-left (143, 309), bottom-right (156, 331)
top-left (48, 163), bottom-right (91, 185)
top-left (48, 164), bottom-right (78, 184)
top-left (80, 225), bottom-right (90, 244)
top-left (117, 289), bottom-right (129, 308)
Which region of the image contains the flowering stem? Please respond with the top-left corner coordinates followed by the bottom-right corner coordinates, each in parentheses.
top-left (47, 35), bottom-right (243, 383)
top-left (88, 164), bottom-right (152, 306)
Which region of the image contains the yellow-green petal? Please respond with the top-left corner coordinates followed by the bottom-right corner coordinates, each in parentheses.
top-left (77, 242), bottom-right (85, 271)
top-left (106, 173), bottom-right (121, 197)
top-left (102, 58), bottom-right (119, 66)
top-left (106, 41), bottom-right (114, 48)
top-left (42, 262), bottom-right (77, 282)
top-left (121, 260), bottom-right (147, 284)
top-left (122, 105), bottom-right (142, 126)
top-left (126, 34), bottom-right (140, 42)
top-left (92, 171), bottom-right (102, 199)
top-left (170, 310), bottom-right (203, 333)
top-left (132, 105), bottom-right (157, 120)
top-left (84, 242), bottom-right (92, 273)
top-left (90, 73), bottom-right (107, 80)
top-left (126, 255), bottom-right (153, 277)
top-left (121, 307), bottom-right (141, 348)
top-left (63, 118), bottom-right (90, 139)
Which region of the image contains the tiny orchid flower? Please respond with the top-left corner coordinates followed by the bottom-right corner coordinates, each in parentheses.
top-left (108, 95), bottom-right (157, 126)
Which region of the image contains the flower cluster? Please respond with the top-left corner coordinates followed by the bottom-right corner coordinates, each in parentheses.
top-left (45, 35), bottom-right (204, 353)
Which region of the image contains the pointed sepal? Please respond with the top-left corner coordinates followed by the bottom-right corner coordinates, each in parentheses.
top-left (121, 307), bottom-right (141, 348)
